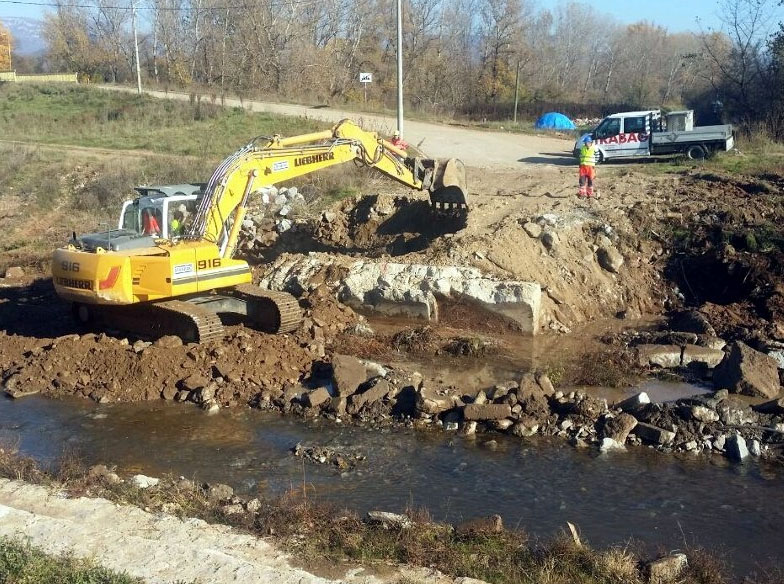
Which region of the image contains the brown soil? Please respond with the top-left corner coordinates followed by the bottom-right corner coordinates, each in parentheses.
top-left (1, 163), bottom-right (783, 407)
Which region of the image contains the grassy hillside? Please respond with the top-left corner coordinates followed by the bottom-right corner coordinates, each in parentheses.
top-left (0, 84), bottom-right (328, 155)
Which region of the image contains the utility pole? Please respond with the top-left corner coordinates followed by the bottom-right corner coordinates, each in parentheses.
top-left (131, 0), bottom-right (142, 94)
top-left (513, 60), bottom-right (520, 125)
top-left (396, 0), bottom-right (403, 136)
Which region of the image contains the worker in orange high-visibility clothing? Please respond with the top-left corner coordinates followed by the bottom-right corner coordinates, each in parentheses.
top-left (578, 135), bottom-right (597, 198)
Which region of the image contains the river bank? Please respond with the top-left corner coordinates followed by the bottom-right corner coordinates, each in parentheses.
top-left (0, 442), bottom-right (779, 584)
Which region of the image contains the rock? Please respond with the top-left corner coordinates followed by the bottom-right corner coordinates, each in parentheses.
top-left (713, 435), bottom-right (726, 451)
top-left (647, 552), bottom-right (688, 584)
top-left (769, 349), bottom-right (784, 369)
top-left (331, 355), bottom-right (368, 397)
top-left (274, 194), bottom-right (288, 205)
top-left (304, 387), bottom-right (330, 408)
top-left (689, 405), bottom-right (719, 423)
top-left (713, 342), bottom-right (781, 398)
top-left (366, 511), bottom-right (412, 529)
top-left (161, 385), bottom-right (178, 401)
top-left (328, 396), bottom-right (347, 416)
top-left (246, 498), bottom-right (262, 513)
top-left (633, 422), bottom-right (676, 445)
top-left (130, 474), bottom-right (159, 489)
top-left (750, 439), bottom-right (762, 456)
top-left (3, 266), bottom-right (24, 278)
top-left (180, 373), bottom-right (209, 392)
top-left (207, 483), bottom-right (234, 501)
top-left (276, 218), bottom-right (292, 233)
top-left (725, 434), bottom-right (749, 462)
top-left (596, 246), bottom-right (624, 273)
top-left (717, 402), bottom-right (757, 426)
top-left (699, 336), bottom-right (727, 351)
top-left (278, 205), bottom-right (291, 217)
top-left (363, 360), bottom-right (388, 379)
top-left (222, 504), bottom-right (245, 515)
top-left (540, 231), bottom-right (559, 252)
top-left (416, 386), bottom-right (456, 415)
top-left (670, 310), bottom-right (715, 335)
top-left (350, 379), bottom-right (391, 411)
top-left (87, 464), bottom-right (121, 484)
top-left (492, 419), bottom-right (514, 431)
top-left (511, 420), bottom-right (539, 437)
top-left (154, 335), bottom-right (183, 348)
top-left (615, 392), bottom-right (650, 412)
top-left (522, 222), bottom-right (542, 238)
top-left (600, 437), bottom-right (625, 451)
top-left (682, 345), bottom-right (725, 368)
top-left (459, 421), bottom-right (478, 436)
top-left (636, 345), bottom-right (682, 368)
top-left (535, 373), bottom-right (555, 396)
top-left (455, 514), bottom-right (503, 536)
top-left (463, 403), bottom-right (512, 421)
top-left (753, 397), bottom-right (784, 414)
top-left (602, 413), bottom-right (637, 444)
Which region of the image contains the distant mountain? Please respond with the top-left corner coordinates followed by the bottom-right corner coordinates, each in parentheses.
top-left (0, 17), bottom-right (46, 56)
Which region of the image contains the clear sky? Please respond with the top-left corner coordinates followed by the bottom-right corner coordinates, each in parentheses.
top-left (0, 0), bottom-right (782, 34)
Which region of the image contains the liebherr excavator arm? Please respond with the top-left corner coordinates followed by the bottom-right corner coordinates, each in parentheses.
top-left (51, 119), bottom-right (467, 343)
top-left (188, 118), bottom-right (468, 258)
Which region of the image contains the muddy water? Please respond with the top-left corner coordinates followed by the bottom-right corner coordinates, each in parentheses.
top-left (1, 395), bottom-right (783, 574)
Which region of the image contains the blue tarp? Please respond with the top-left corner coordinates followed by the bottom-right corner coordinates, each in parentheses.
top-left (534, 112), bottom-right (576, 130)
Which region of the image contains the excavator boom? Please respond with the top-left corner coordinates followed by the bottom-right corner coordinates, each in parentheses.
top-left (187, 119), bottom-right (468, 256)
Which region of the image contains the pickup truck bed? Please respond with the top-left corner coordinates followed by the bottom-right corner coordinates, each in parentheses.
top-left (651, 124), bottom-right (734, 154)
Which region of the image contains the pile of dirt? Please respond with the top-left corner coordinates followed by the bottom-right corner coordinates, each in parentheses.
top-left (1, 328), bottom-right (316, 406)
top-left (0, 283), bottom-right (363, 407)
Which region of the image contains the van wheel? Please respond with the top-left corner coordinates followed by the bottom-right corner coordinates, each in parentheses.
top-left (596, 150), bottom-right (604, 164)
top-left (686, 145), bottom-right (707, 160)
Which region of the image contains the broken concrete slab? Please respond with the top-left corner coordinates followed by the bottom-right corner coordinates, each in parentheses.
top-left (633, 422), bottom-right (676, 445)
top-left (260, 257), bottom-right (542, 334)
top-left (463, 403), bottom-right (512, 421)
top-left (350, 379), bottom-right (391, 411)
top-left (331, 355), bottom-right (367, 397)
top-left (682, 345), bottom-right (725, 368)
top-left (714, 342), bottom-right (781, 399)
top-left (636, 344), bottom-right (682, 368)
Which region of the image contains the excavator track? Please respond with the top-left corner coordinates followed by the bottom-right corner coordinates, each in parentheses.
top-left (231, 284), bottom-right (302, 333)
top-left (150, 300), bottom-right (225, 343)
top-left (74, 299), bottom-right (225, 343)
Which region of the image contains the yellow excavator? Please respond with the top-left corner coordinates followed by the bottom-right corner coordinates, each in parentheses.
top-left (51, 119), bottom-right (468, 342)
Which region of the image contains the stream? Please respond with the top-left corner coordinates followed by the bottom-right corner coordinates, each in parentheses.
top-left (1, 392), bottom-right (783, 575)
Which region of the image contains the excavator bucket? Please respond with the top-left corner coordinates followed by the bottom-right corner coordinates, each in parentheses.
top-left (428, 158), bottom-right (469, 211)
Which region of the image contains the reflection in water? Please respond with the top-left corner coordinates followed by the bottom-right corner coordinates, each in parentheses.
top-left (1, 395), bottom-right (783, 574)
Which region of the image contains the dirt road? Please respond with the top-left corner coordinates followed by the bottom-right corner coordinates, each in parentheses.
top-left (100, 85), bottom-right (574, 169)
